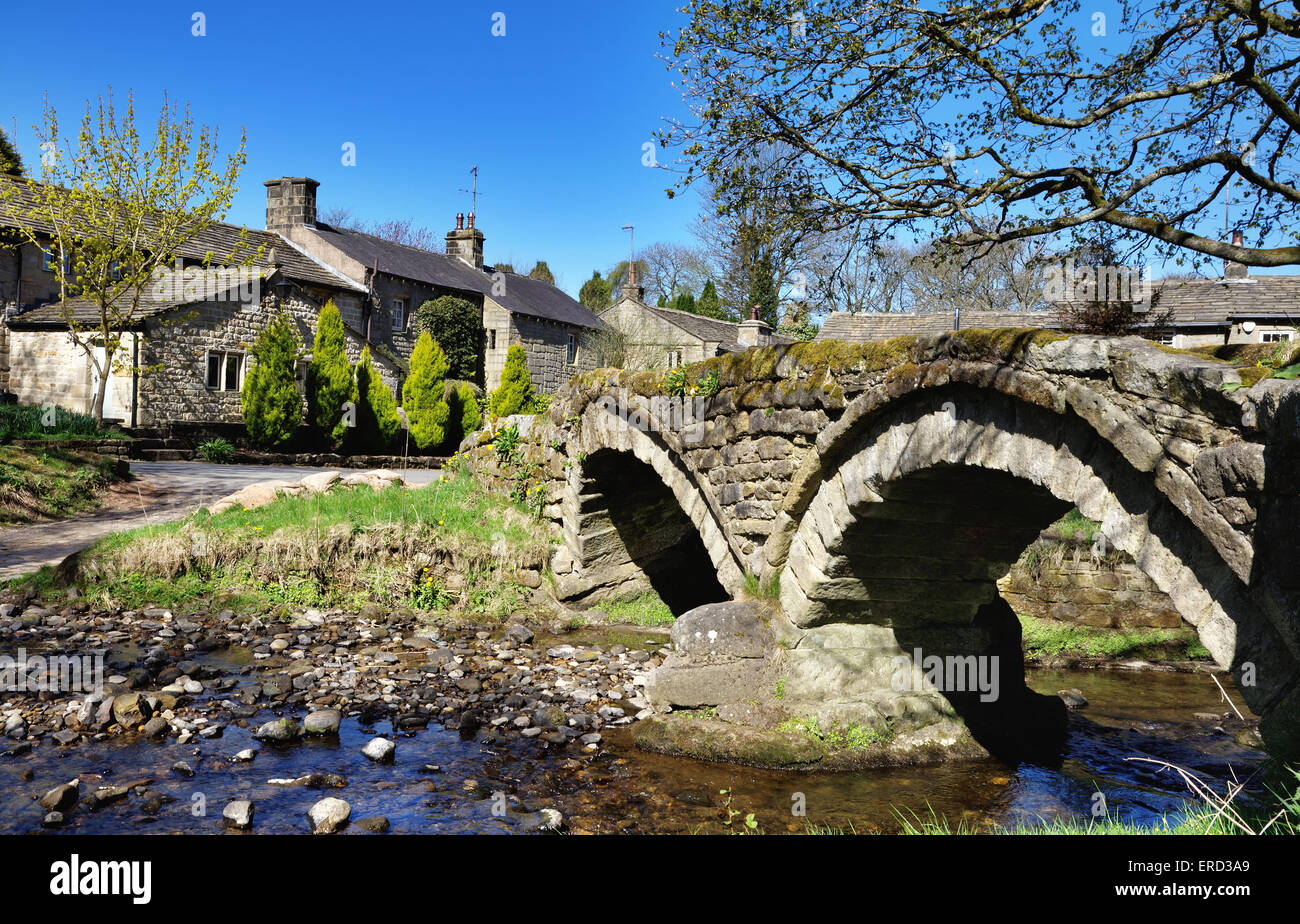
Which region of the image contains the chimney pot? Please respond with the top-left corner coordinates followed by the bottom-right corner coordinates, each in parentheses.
top-left (456, 212), bottom-right (464, 230)
top-left (750, 305), bottom-right (760, 321)
top-left (467, 212), bottom-right (475, 229)
top-left (1224, 230), bottom-right (1249, 279)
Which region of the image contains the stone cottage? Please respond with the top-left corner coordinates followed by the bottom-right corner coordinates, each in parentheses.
top-left (598, 273), bottom-right (793, 370)
top-left (0, 175), bottom-right (606, 426)
top-left (265, 177), bottom-right (605, 394)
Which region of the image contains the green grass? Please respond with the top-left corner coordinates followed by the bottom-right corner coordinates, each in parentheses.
top-left (0, 446), bottom-right (125, 524)
top-left (1019, 613), bottom-right (1212, 661)
top-left (742, 570), bottom-right (781, 600)
top-left (6, 470), bottom-right (546, 622)
top-left (598, 589), bottom-right (675, 627)
top-left (0, 403), bottom-right (131, 442)
top-left (777, 714), bottom-right (893, 751)
top-left (1051, 507), bottom-right (1102, 543)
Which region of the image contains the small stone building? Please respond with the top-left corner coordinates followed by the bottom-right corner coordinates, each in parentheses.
top-left (267, 177), bottom-right (604, 394)
top-left (0, 175), bottom-right (606, 426)
top-left (598, 277), bottom-right (793, 370)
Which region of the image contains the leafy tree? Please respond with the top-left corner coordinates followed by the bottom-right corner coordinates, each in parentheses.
top-left (414, 295), bottom-right (481, 382)
top-left (493, 262), bottom-right (515, 274)
top-left (662, 0), bottom-right (1300, 270)
top-left (353, 346), bottom-right (401, 449)
top-left (444, 380), bottom-right (483, 449)
top-left (306, 301), bottom-right (354, 443)
top-left (746, 245), bottom-right (780, 327)
top-left (578, 270), bottom-right (612, 310)
top-left (241, 311), bottom-right (302, 448)
top-left (0, 128), bottom-right (23, 177)
top-left (604, 259), bottom-right (650, 299)
top-left (402, 332), bottom-right (451, 450)
top-left (670, 291), bottom-right (697, 314)
top-left (489, 344), bottom-right (535, 417)
top-left (656, 295), bottom-right (667, 307)
top-left (527, 261), bottom-right (555, 285)
top-left (0, 90), bottom-right (248, 423)
top-left (696, 279), bottom-right (725, 319)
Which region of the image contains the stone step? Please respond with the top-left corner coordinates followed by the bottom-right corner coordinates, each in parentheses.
top-left (130, 448), bottom-right (194, 461)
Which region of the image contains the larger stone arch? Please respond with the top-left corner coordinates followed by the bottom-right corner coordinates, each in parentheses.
top-left (770, 383), bottom-right (1286, 753)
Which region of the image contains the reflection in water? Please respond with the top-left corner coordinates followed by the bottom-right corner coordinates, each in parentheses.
top-left (0, 667), bottom-right (1267, 835)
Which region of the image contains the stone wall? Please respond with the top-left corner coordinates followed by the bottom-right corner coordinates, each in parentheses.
top-left (997, 539), bottom-right (1183, 629)
top-left (508, 314), bottom-right (597, 395)
top-left (8, 329), bottom-right (137, 420)
top-left (598, 301), bottom-right (711, 370)
top-left (483, 299), bottom-right (511, 391)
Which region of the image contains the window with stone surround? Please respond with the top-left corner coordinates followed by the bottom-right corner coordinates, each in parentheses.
top-left (488, 329), bottom-right (497, 350)
top-left (667, 350), bottom-right (682, 368)
top-left (392, 298), bottom-right (406, 331)
top-left (567, 333), bottom-right (577, 365)
top-left (205, 350), bottom-right (244, 391)
top-left (1262, 331), bottom-right (1293, 343)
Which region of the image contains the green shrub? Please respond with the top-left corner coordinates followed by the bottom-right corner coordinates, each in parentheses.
top-left (305, 301), bottom-right (354, 443)
top-left (402, 332), bottom-right (451, 451)
top-left (444, 380), bottom-right (483, 451)
top-left (489, 345), bottom-right (535, 417)
top-left (353, 347), bottom-right (402, 450)
top-left (241, 311), bottom-right (303, 448)
top-left (196, 438), bottom-right (236, 463)
top-left (415, 296), bottom-right (482, 382)
top-left (0, 404), bottom-right (124, 441)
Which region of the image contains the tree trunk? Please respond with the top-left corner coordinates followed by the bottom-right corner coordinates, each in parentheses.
top-left (92, 345), bottom-right (114, 426)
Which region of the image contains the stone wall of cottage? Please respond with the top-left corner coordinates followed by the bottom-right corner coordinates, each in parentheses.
top-left (508, 314), bottom-right (596, 395)
top-left (138, 293), bottom-right (401, 427)
top-left (8, 329), bottom-right (137, 419)
top-left (483, 299), bottom-right (512, 391)
top-left (599, 301), bottom-right (711, 370)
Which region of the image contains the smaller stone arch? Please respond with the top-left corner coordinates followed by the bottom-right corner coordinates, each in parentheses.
top-left (552, 401), bottom-right (747, 608)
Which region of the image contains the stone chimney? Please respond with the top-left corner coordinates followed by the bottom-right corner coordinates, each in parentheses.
top-left (264, 177), bottom-right (320, 232)
top-left (1224, 229), bottom-right (1249, 280)
top-left (446, 211), bottom-right (485, 270)
top-left (737, 304), bottom-right (773, 349)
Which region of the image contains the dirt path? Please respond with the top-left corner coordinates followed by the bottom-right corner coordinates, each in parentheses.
top-left (0, 461), bottom-right (440, 579)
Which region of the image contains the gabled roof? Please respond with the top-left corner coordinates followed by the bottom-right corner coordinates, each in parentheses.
top-left (294, 223), bottom-right (605, 330)
top-left (7, 278), bottom-right (267, 327)
top-left (0, 176), bottom-right (365, 295)
top-left (817, 310), bottom-right (1048, 342)
top-left (607, 298), bottom-right (797, 351)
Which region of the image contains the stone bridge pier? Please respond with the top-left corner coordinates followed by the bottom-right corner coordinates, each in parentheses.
top-left (477, 330), bottom-right (1300, 764)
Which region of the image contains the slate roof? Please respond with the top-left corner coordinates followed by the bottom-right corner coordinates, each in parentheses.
top-left (612, 300), bottom-right (797, 352)
top-left (0, 176), bottom-right (365, 297)
top-left (7, 279), bottom-right (262, 327)
top-left (296, 223), bottom-right (605, 330)
top-left (817, 310), bottom-right (1049, 342)
top-left (817, 275), bottom-right (1300, 342)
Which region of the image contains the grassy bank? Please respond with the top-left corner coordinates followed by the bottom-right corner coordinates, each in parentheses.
top-left (1020, 613), bottom-right (1212, 663)
top-left (4, 470), bottom-right (552, 622)
top-left (0, 403), bottom-right (131, 442)
top-left (0, 447), bottom-right (126, 524)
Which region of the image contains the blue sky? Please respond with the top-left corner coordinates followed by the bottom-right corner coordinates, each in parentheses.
top-left (0, 0), bottom-right (697, 297)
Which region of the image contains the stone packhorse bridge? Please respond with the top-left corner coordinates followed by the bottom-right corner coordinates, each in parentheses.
top-left (475, 330), bottom-right (1300, 763)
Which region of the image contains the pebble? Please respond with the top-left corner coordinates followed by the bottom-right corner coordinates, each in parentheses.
top-left (307, 797), bottom-right (351, 834)
top-left (222, 800), bottom-right (255, 829)
top-left (361, 737), bottom-right (396, 763)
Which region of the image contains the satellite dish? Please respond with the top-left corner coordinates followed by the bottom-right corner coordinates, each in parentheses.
top-left (1242, 321), bottom-right (1256, 333)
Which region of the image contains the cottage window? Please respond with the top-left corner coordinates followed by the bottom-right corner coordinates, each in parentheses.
top-left (566, 333), bottom-right (577, 365)
top-left (1262, 331), bottom-right (1293, 343)
top-left (667, 350), bottom-right (682, 368)
top-left (205, 351), bottom-right (244, 391)
top-left (1154, 333), bottom-right (1175, 346)
top-left (41, 248), bottom-right (69, 275)
top-left (392, 299), bottom-right (406, 331)
top-left (489, 329), bottom-right (497, 350)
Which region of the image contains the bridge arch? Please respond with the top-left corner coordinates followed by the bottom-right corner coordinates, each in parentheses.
top-left (554, 399), bottom-right (747, 607)
top-left (771, 384), bottom-right (1274, 726)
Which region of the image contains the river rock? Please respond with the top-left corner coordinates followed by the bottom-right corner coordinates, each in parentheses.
top-left (303, 709), bottom-right (341, 736)
top-left (38, 780), bottom-right (80, 812)
top-left (111, 692), bottom-right (152, 727)
top-left (223, 800), bottom-right (254, 829)
top-left (253, 717), bottom-right (301, 743)
top-left (308, 797), bottom-right (351, 834)
top-left (1058, 689), bottom-right (1088, 709)
top-left (361, 737), bottom-right (395, 763)
top-left (142, 716), bottom-right (170, 738)
top-left (354, 816), bottom-right (390, 833)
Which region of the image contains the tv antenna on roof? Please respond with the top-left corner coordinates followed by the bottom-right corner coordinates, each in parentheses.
top-left (459, 165), bottom-right (481, 216)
